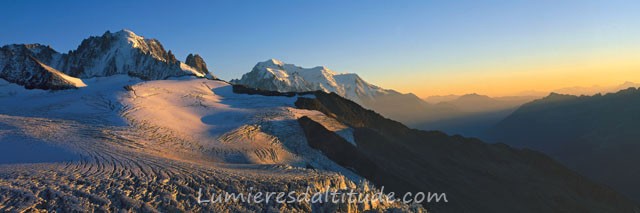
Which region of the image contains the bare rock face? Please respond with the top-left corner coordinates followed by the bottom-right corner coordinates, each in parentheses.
top-left (58, 30), bottom-right (193, 80)
top-left (0, 45), bottom-right (84, 90)
top-left (185, 53), bottom-right (209, 75)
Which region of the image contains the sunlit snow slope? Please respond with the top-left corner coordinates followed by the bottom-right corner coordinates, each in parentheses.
top-left (0, 77), bottom-right (412, 212)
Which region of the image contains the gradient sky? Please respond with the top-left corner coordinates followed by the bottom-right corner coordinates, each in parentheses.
top-left (2, 0), bottom-right (639, 97)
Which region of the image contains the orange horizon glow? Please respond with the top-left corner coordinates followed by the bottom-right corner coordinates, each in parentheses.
top-left (378, 47), bottom-right (640, 98)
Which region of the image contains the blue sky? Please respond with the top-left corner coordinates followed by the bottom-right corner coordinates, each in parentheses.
top-left (2, 0), bottom-right (639, 96)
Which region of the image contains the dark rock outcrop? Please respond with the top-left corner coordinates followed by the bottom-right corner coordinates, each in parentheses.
top-left (0, 45), bottom-right (83, 90)
top-left (185, 53), bottom-right (209, 75)
top-left (231, 84), bottom-right (313, 97)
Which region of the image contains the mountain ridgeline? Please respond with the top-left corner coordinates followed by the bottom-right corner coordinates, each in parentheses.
top-left (488, 87), bottom-right (640, 203)
top-left (231, 86), bottom-right (640, 212)
top-left (0, 30), bottom-right (212, 89)
top-left (415, 93), bottom-right (537, 137)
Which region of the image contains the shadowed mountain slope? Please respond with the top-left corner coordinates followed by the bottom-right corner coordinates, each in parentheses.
top-left (259, 90), bottom-right (637, 212)
top-left (488, 87), bottom-right (640, 202)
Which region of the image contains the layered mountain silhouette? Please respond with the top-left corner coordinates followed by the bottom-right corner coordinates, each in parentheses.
top-left (235, 85), bottom-right (640, 212)
top-left (488, 87), bottom-right (640, 202)
top-left (415, 94), bottom-right (537, 137)
top-left (551, 82), bottom-right (640, 96)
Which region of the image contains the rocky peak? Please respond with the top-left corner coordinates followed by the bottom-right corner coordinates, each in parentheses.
top-left (261, 58), bottom-right (284, 67)
top-left (185, 53), bottom-right (209, 75)
top-left (58, 29), bottom-right (202, 79)
top-left (1, 29), bottom-right (210, 89)
top-left (0, 53), bottom-right (84, 90)
top-left (1, 44), bottom-right (62, 66)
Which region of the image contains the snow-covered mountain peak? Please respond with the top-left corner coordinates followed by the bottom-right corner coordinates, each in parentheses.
top-left (113, 29), bottom-right (139, 38)
top-left (254, 59), bottom-right (339, 79)
top-left (233, 59), bottom-right (401, 104)
top-left (1, 30), bottom-right (212, 89)
top-left (56, 29), bottom-right (205, 79)
top-left (261, 58), bottom-right (284, 66)
top-left (112, 29), bottom-right (147, 48)
top-left (95, 29), bottom-right (175, 63)
top-left (111, 29), bottom-right (156, 47)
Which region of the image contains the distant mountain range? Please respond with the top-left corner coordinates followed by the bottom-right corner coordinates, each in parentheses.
top-left (434, 93), bottom-right (537, 114)
top-left (0, 30), bottom-right (212, 89)
top-left (488, 87), bottom-right (640, 202)
top-left (423, 94), bottom-right (461, 103)
top-left (414, 94), bottom-right (538, 137)
top-left (506, 82), bottom-right (640, 97)
top-left (419, 82), bottom-right (640, 137)
top-left (552, 82), bottom-right (640, 96)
